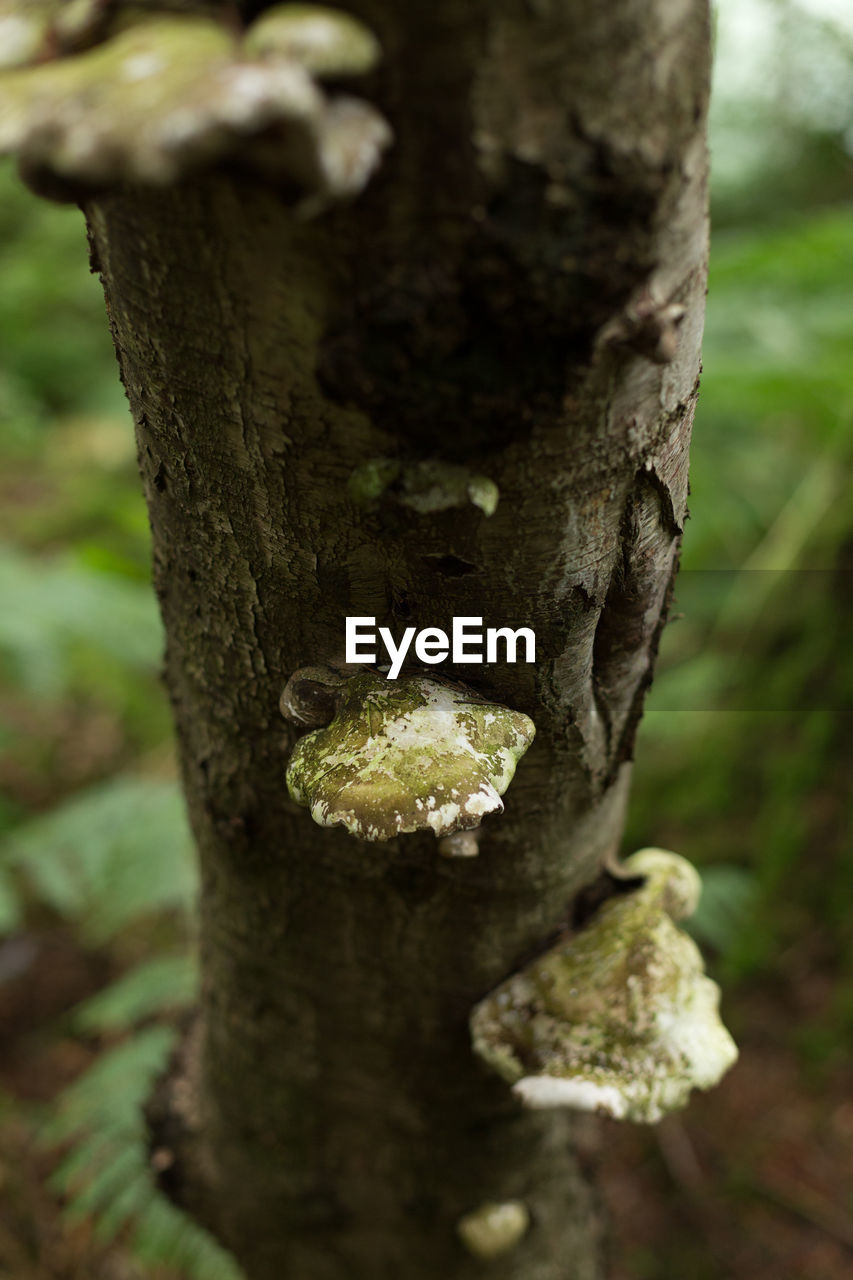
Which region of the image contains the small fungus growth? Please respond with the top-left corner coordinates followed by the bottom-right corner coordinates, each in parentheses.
top-left (438, 827), bottom-right (481, 859)
top-left (0, 4), bottom-right (390, 202)
top-left (243, 3), bottom-right (381, 77)
top-left (285, 672), bottom-right (534, 842)
top-left (457, 1200), bottom-right (530, 1260)
top-left (0, 1), bottom-right (56, 70)
top-left (471, 848), bottom-right (738, 1124)
top-left (347, 458), bottom-right (499, 516)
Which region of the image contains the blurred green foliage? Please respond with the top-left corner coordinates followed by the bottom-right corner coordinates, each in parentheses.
top-left (0, 168), bottom-right (125, 445)
top-left (0, 0), bottom-right (851, 1275)
top-left (0, 545), bottom-right (161, 699)
top-left (0, 777), bottom-right (196, 943)
top-left (626, 2), bottom-right (853, 1021)
top-left (45, 1028), bottom-right (241, 1280)
top-left (0, 122), bottom-right (235, 1280)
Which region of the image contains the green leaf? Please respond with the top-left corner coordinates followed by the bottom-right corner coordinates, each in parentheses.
top-left (0, 159), bottom-right (124, 423)
top-left (70, 953), bottom-right (198, 1033)
top-left (0, 542), bottom-right (162, 699)
top-left (687, 865), bottom-right (759, 955)
top-left (131, 1196), bottom-right (244, 1278)
top-left (47, 1027), bottom-right (175, 1134)
top-left (0, 775), bottom-right (197, 943)
top-left (43, 1027), bottom-right (243, 1278)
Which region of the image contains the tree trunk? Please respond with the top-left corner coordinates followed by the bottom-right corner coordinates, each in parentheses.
top-left (82, 2), bottom-right (712, 1275)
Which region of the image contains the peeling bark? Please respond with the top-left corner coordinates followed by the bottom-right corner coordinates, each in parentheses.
top-left (74, 1), bottom-right (711, 1276)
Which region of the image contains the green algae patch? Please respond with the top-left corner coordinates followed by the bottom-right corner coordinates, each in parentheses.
top-left (471, 848), bottom-right (738, 1124)
top-left (347, 458), bottom-right (401, 507)
top-left (347, 458), bottom-right (499, 516)
top-left (286, 673), bottom-right (534, 842)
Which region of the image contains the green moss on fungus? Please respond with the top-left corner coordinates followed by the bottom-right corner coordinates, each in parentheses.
top-left (398, 460), bottom-right (500, 516)
top-left (471, 849), bottom-right (738, 1124)
top-left (286, 673), bottom-right (535, 842)
top-left (0, 6), bottom-right (390, 200)
top-left (243, 4), bottom-right (381, 78)
top-left (0, 0), bottom-right (58, 70)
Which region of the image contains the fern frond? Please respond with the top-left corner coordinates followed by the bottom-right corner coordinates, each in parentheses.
top-left (70, 954), bottom-right (198, 1033)
top-left (0, 776), bottom-right (196, 943)
top-left (43, 1027), bottom-right (244, 1278)
top-left (0, 542), bottom-right (161, 698)
top-left (45, 1026), bottom-right (176, 1146)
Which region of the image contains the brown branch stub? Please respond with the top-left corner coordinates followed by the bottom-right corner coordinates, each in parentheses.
top-left (0, 3), bottom-right (391, 203)
top-left (279, 663), bottom-right (348, 727)
top-left (597, 287), bottom-right (688, 365)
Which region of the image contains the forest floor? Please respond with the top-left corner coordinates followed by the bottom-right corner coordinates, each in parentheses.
top-left (600, 980), bottom-right (853, 1280)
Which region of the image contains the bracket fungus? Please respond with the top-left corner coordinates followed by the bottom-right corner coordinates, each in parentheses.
top-left (471, 849), bottom-right (738, 1124)
top-left (279, 663), bottom-right (348, 728)
top-left (0, 0), bottom-right (61, 71)
top-left (0, 3), bottom-right (390, 203)
top-left (243, 4), bottom-right (381, 77)
top-left (285, 671), bottom-right (534, 842)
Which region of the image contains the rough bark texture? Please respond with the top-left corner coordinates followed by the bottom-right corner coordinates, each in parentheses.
top-left (83, 1), bottom-right (712, 1276)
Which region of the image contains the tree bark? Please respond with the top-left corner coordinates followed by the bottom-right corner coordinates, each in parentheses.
top-left (83, 1), bottom-right (712, 1275)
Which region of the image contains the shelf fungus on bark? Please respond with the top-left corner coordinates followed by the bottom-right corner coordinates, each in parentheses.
top-left (471, 849), bottom-right (738, 1124)
top-left (457, 1200), bottom-right (530, 1260)
top-left (243, 3), bottom-right (381, 77)
top-left (285, 671), bottom-right (534, 842)
top-left (0, 3), bottom-right (390, 203)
